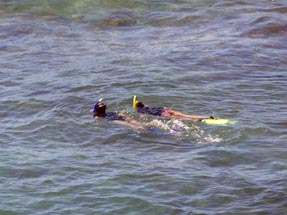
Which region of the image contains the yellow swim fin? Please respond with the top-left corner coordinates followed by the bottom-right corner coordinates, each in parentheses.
top-left (201, 118), bottom-right (237, 125)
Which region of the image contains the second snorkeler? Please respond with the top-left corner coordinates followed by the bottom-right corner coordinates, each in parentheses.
top-left (133, 95), bottom-right (213, 122)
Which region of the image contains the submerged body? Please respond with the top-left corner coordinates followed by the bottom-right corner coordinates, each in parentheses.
top-left (133, 97), bottom-right (236, 125)
top-left (134, 98), bottom-right (211, 122)
top-left (93, 100), bottom-right (144, 130)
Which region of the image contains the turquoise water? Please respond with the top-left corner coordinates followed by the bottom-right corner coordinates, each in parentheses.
top-left (0, 0), bottom-right (286, 214)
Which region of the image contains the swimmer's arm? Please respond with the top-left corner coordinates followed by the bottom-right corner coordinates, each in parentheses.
top-left (117, 113), bottom-right (134, 120)
top-left (117, 113), bottom-right (127, 117)
top-left (113, 120), bottom-right (134, 128)
top-left (113, 119), bottom-right (144, 130)
top-left (115, 113), bottom-right (144, 129)
top-left (138, 113), bottom-right (145, 119)
top-left (118, 112), bottom-right (145, 120)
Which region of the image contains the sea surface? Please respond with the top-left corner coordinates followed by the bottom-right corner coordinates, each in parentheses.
top-left (0, 0), bottom-right (286, 214)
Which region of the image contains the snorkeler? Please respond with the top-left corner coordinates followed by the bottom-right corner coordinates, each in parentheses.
top-left (134, 96), bottom-right (213, 122)
top-left (93, 99), bottom-right (144, 130)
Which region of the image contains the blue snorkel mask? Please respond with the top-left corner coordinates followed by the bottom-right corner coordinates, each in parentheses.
top-left (93, 98), bottom-right (103, 115)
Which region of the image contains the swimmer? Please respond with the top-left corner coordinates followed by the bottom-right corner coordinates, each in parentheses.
top-left (135, 99), bottom-right (213, 122)
top-left (93, 99), bottom-right (144, 130)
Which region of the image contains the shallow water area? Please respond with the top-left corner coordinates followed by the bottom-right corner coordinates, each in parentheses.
top-left (0, 0), bottom-right (287, 214)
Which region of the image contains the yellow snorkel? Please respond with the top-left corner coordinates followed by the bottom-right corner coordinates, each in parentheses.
top-left (133, 95), bottom-right (137, 111)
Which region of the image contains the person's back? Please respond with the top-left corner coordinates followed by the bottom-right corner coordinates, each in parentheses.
top-left (138, 105), bottom-right (165, 116)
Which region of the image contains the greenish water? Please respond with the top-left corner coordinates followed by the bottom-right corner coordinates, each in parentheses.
top-left (0, 0), bottom-right (286, 214)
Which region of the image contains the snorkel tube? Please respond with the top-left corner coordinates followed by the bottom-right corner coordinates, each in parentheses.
top-left (93, 98), bottom-right (103, 113)
top-left (133, 95), bottom-right (137, 111)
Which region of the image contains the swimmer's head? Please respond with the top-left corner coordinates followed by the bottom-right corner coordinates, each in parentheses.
top-left (93, 102), bottom-right (106, 117)
top-left (93, 99), bottom-right (106, 117)
top-left (135, 101), bottom-right (144, 109)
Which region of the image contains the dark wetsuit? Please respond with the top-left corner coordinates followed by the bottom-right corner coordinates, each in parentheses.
top-left (94, 112), bottom-right (125, 121)
top-left (106, 112), bottom-right (125, 121)
top-left (138, 106), bottom-right (173, 117)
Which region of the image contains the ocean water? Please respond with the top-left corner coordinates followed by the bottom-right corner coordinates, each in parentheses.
top-left (0, 0), bottom-right (286, 214)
